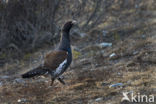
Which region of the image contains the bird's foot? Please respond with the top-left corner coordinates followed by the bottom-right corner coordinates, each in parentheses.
top-left (57, 77), bottom-right (66, 85)
top-left (50, 78), bottom-right (55, 86)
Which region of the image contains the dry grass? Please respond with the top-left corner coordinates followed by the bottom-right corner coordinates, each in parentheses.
top-left (0, 31), bottom-right (155, 104)
top-left (0, 5), bottom-right (156, 103)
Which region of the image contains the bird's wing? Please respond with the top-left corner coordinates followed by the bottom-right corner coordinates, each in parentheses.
top-left (44, 50), bottom-right (68, 71)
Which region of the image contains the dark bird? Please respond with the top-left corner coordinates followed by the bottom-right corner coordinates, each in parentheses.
top-left (22, 20), bottom-right (77, 85)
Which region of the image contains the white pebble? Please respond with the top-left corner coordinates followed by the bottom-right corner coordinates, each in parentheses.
top-left (109, 53), bottom-right (116, 58)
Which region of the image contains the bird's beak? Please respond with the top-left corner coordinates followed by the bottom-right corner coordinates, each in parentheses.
top-left (72, 20), bottom-right (77, 25)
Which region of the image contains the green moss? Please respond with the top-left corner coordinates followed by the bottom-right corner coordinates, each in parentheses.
top-left (72, 49), bottom-right (81, 59)
top-left (23, 53), bottom-right (32, 60)
top-left (0, 53), bottom-right (7, 58)
top-left (88, 50), bottom-right (97, 57)
top-left (114, 33), bottom-right (120, 40)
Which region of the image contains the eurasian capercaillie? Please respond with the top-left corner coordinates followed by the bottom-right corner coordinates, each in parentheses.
top-left (22, 20), bottom-right (77, 85)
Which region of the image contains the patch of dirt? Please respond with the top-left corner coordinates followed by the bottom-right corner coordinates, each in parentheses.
top-left (0, 5), bottom-right (156, 104)
top-left (0, 24), bottom-right (155, 104)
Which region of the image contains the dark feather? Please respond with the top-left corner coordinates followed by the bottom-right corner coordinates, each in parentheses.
top-left (44, 50), bottom-right (67, 70)
top-left (22, 66), bottom-right (48, 78)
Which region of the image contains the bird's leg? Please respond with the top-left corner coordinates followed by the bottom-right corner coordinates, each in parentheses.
top-left (57, 77), bottom-right (66, 85)
top-left (50, 71), bottom-right (55, 86)
top-left (50, 77), bottom-right (55, 86)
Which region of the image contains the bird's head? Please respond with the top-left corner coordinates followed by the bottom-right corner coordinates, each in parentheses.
top-left (62, 20), bottom-right (77, 32)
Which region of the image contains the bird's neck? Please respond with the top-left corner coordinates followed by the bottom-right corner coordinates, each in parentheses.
top-left (58, 32), bottom-right (71, 53)
top-left (59, 31), bottom-right (72, 70)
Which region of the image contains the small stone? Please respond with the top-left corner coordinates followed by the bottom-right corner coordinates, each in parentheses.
top-left (109, 83), bottom-right (123, 88)
top-left (102, 30), bottom-right (108, 36)
top-left (14, 78), bottom-right (25, 83)
top-left (142, 34), bottom-right (146, 38)
top-left (0, 82), bottom-right (3, 86)
top-left (135, 4), bottom-right (139, 8)
top-left (45, 80), bottom-right (49, 83)
top-left (95, 97), bottom-right (103, 102)
top-left (109, 53), bottom-right (116, 58)
top-left (133, 51), bottom-right (138, 55)
top-left (80, 33), bottom-right (87, 38)
top-left (0, 75), bottom-right (9, 79)
top-left (17, 98), bottom-right (27, 102)
top-left (101, 82), bottom-right (110, 86)
top-left (117, 72), bottom-right (121, 75)
top-left (127, 80), bottom-right (131, 85)
top-left (97, 42), bottom-right (112, 48)
top-left (17, 99), bottom-right (21, 102)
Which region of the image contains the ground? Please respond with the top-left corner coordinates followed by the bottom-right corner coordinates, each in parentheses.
top-left (0, 21), bottom-right (155, 104)
top-left (0, 4), bottom-right (156, 103)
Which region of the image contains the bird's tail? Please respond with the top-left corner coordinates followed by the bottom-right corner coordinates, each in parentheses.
top-left (22, 66), bottom-right (48, 78)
